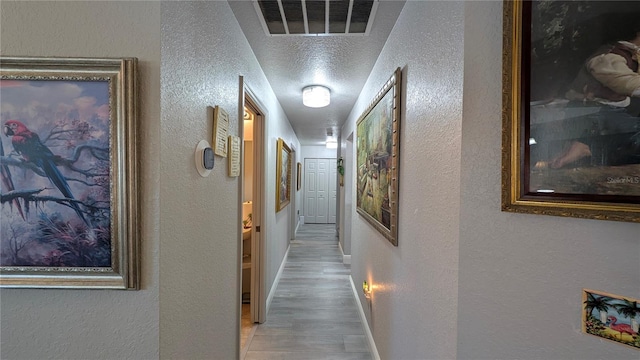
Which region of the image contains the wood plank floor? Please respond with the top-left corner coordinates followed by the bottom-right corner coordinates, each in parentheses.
top-left (243, 224), bottom-right (371, 360)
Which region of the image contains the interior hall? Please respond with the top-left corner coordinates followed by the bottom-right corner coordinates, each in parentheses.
top-left (0, 1), bottom-right (638, 360)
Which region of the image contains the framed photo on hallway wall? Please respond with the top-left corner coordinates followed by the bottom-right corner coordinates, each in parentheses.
top-left (276, 138), bottom-right (291, 212)
top-left (581, 289), bottom-right (640, 349)
top-left (0, 56), bottom-right (140, 289)
top-left (356, 67), bottom-right (401, 246)
top-left (502, 0), bottom-right (640, 223)
top-left (297, 162), bottom-right (302, 191)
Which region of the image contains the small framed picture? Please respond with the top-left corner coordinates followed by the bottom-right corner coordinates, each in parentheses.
top-left (296, 162), bottom-right (302, 191)
top-left (212, 105), bottom-right (229, 157)
top-left (582, 289), bottom-right (640, 349)
top-left (276, 138), bottom-right (291, 212)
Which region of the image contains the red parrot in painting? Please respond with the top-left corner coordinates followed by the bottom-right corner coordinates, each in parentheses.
top-left (3, 120), bottom-right (89, 225)
top-left (0, 136), bottom-right (25, 220)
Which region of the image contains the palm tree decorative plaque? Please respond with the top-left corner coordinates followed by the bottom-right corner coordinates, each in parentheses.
top-left (582, 289), bottom-right (640, 349)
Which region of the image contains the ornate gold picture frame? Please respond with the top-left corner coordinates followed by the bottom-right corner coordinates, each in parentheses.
top-left (356, 68), bottom-right (401, 245)
top-left (276, 138), bottom-right (291, 212)
top-left (502, 1), bottom-right (640, 222)
top-left (0, 57), bottom-right (140, 289)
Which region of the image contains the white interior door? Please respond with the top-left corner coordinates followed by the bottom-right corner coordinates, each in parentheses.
top-left (241, 82), bottom-right (266, 325)
top-left (304, 158), bottom-right (336, 224)
top-left (304, 159), bottom-right (318, 223)
top-left (329, 159), bottom-right (337, 224)
top-left (315, 159), bottom-right (328, 224)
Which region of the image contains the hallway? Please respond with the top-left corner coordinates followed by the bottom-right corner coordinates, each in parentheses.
top-left (243, 224), bottom-right (371, 360)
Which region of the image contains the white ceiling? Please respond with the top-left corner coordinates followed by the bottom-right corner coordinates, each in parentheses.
top-left (229, 0), bottom-right (406, 145)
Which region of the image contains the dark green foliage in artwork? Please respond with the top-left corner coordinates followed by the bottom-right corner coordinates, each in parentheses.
top-left (530, 1), bottom-right (640, 101)
top-left (29, 212), bottom-right (111, 267)
top-left (584, 315), bottom-right (606, 337)
top-left (615, 299), bottom-right (640, 321)
top-left (584, 292), bottom-right (612, 318)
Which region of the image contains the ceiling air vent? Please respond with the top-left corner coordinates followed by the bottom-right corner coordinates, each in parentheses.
top-left (255, 0), bottom-right (378, 36)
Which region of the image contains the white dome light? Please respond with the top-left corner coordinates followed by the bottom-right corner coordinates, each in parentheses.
top-left (302, 85), bottom-right (330, 108)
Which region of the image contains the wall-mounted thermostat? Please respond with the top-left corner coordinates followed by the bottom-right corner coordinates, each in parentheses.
top-left (195, 140), bottom-right (214, 177)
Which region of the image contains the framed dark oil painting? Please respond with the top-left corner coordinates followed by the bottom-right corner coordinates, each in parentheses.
top-left (0, 57), bottom-right (140, 289)
top-left (502, 0), bottom-right (640, 222)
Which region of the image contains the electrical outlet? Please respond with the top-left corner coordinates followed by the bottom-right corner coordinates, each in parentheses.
top-left (363, 281), bottom-right (372, 300)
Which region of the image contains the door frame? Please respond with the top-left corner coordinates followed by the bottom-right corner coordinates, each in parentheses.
top-left (239, 77), bottom-right (267, 325)
top-left (342, 133), bottom-right (354, 262)
top-left (289, 146), bottom-right (297, 240)
top-left (329, 158), bottom-right (338, 224)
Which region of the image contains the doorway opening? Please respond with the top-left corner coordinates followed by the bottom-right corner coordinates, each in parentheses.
top-left (240, 80), bottom-right (267, 356)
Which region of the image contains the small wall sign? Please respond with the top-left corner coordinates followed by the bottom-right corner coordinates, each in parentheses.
top-left (228, 135), bottom-right (241, 177)
top-left (211, 105), bottom-right (229, 157)
top-left (582, 288), bottom-right (640, 350)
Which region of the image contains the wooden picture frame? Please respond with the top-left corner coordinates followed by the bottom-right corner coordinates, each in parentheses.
top-left (0, 56), bottom-right (140, 289)
top-left (276, 138), bottom-right (291, 212)
top-left (356, 68), bottom-right (401, 246)
top-left (502, 0), bottom-right (640, 222)
top-left (582, 289), bottom-right (640, 349)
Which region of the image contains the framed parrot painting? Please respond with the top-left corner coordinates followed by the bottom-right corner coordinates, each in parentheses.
top-left (0, 57), bottom-right (140, 289)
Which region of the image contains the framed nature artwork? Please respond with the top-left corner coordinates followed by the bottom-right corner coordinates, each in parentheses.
top-left (276, 138), bottom-right (291, 212)
top-left (356, 68), bottom-right (401, 246)
top-left (0, 57), bottom-right (140, 289)
top-left (502, 0), bottom-right (640, 222)
top-left (582, 289), bottom-right (640, 349)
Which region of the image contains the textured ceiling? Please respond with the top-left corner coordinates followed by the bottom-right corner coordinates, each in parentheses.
top-left (229, 0), bottom-right (405, 145)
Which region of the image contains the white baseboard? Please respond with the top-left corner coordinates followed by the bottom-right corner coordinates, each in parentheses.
top-left (338, 242), bottom-right (351, 264)
top-left (266, 244), bottom-right (290, 311)
top-left (349, 275), bottom-right (380, 360)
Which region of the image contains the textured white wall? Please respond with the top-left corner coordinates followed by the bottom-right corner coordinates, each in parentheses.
top-left (342, 2), bottom-right (463, 359)
top-left (0, 1), bottom-right (160, 359)
top-left (264, 107), bottom-right (300, 300)
top-left (338, 138), bottom-right (349, 255)
top-left (342, 137), bottom-right (354, 256)
top-left (457, 2), bottom-right (640, 359)
top-left (160, 2), bottom-right (298, 358)
top-left (300, 145), bottom-right (338, 160)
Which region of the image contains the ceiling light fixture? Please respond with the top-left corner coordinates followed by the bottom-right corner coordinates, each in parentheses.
top-left (302, 85), bottom-right (330, 108)
top-left (326, 128), bottom-right (338, 148)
